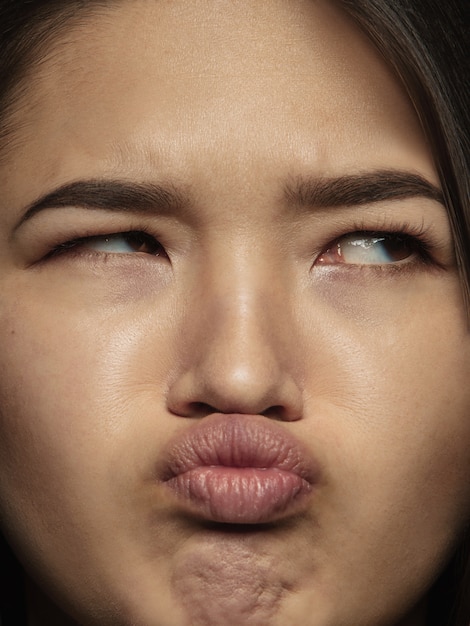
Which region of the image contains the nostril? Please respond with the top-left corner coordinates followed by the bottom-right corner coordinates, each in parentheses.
top-left (185, 402), bottom-right (219, 419)
top-left (262, 405), bottom-right (302, 422)
top-left (176, 403), bottom-right (301, 422)
top-left (174, 401), bottom-right (294, 421)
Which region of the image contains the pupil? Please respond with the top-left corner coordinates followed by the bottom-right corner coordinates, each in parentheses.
top-left (383, 236), bottom-right (411, 261)
top-left (126, 232), bottom-right (160, 255)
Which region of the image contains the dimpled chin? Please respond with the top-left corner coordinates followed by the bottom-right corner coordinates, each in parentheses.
top-left (171, 540), bottom-right (289, 626)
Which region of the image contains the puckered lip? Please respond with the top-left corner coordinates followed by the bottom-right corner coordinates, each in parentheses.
top-left (159, 413), bottom-right (319, 524)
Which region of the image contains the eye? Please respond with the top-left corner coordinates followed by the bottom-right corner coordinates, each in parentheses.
top-left (51, 231), bottom-right (167, 258)
top-left (316, 232), bottom-right (423, 266)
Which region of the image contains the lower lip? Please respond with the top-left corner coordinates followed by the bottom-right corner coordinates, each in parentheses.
top-left (165, 466), bottom-right (312, 524)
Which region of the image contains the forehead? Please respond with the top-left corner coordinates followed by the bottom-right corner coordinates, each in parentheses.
top-left (0, 0), bottom-right (436, 209)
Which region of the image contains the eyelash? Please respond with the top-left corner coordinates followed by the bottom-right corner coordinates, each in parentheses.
top-left (319, 217), bottom-right (445, 265)
top-left (46, 229), bottom-right (167, 260)
top-left (43, 221), bottom-right (442, 270)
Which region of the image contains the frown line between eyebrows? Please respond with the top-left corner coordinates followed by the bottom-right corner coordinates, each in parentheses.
top-left (13, 180), bottom-right (191, 232)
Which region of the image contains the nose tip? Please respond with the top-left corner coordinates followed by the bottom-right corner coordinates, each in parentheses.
top-left (166, 291), bottom-right (303, 421)
top-left (167, 360), bottom-right (302, 421)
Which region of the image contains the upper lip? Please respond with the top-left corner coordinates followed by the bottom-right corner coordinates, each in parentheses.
top-left (160, 413), bottom-right (319, 484)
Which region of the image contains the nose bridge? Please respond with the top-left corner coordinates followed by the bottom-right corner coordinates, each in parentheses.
top-left (204, 233), bottom-right (292, 356)
top-left (210, 264), bottom-right (274, 367)
top-left (168, 241), bottom-right (303, 419)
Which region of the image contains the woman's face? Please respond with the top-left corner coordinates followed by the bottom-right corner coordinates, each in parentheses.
top-left (0, 1), bottom-right (469, 624)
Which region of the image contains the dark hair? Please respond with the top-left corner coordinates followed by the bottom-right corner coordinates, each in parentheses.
top-left (335, 4), bottom-right (469, 624)
top-left (337, 0), bottom-right (470, 309)
top-left (0, 0), bottom-right (468, 625)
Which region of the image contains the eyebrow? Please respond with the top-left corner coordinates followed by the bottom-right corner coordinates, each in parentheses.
top-left (15, 179), bottom-right (190, 230)
top-left (15, 170), bottom-right (444, 231)
top-left (284, 170), bottom-right (444, 209)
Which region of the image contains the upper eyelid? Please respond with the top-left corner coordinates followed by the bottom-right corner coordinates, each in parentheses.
top-left (53, 226), bottom-right (433, 253)
top-left (10, 204), bottom-right (182, 250)
top-left (316, 226), bottom-right (430, 252)
top-left (46, 230), bottom-right (164, 257)
top-left (20, 209), bottom-right (451, 268)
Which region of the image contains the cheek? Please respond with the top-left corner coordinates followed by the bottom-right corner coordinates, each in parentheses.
top-left (0, 286), bottom-right (186, 614)
top-left (0, 287), bottom-right (173, 528)
top-left (298, 275), bottom-right (470, 601)
top-left (304, 269), bottom-right (470, 467)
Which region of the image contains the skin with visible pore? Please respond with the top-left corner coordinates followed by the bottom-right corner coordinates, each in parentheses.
top-left (0, 0), bottom-right (469, 625)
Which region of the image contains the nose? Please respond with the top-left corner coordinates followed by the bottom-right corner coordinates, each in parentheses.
top-left (167, 258), bottom-right (303, 421)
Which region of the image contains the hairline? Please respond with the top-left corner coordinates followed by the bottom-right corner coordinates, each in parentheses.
top-left (0, 1), bottom-right (118, 165)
